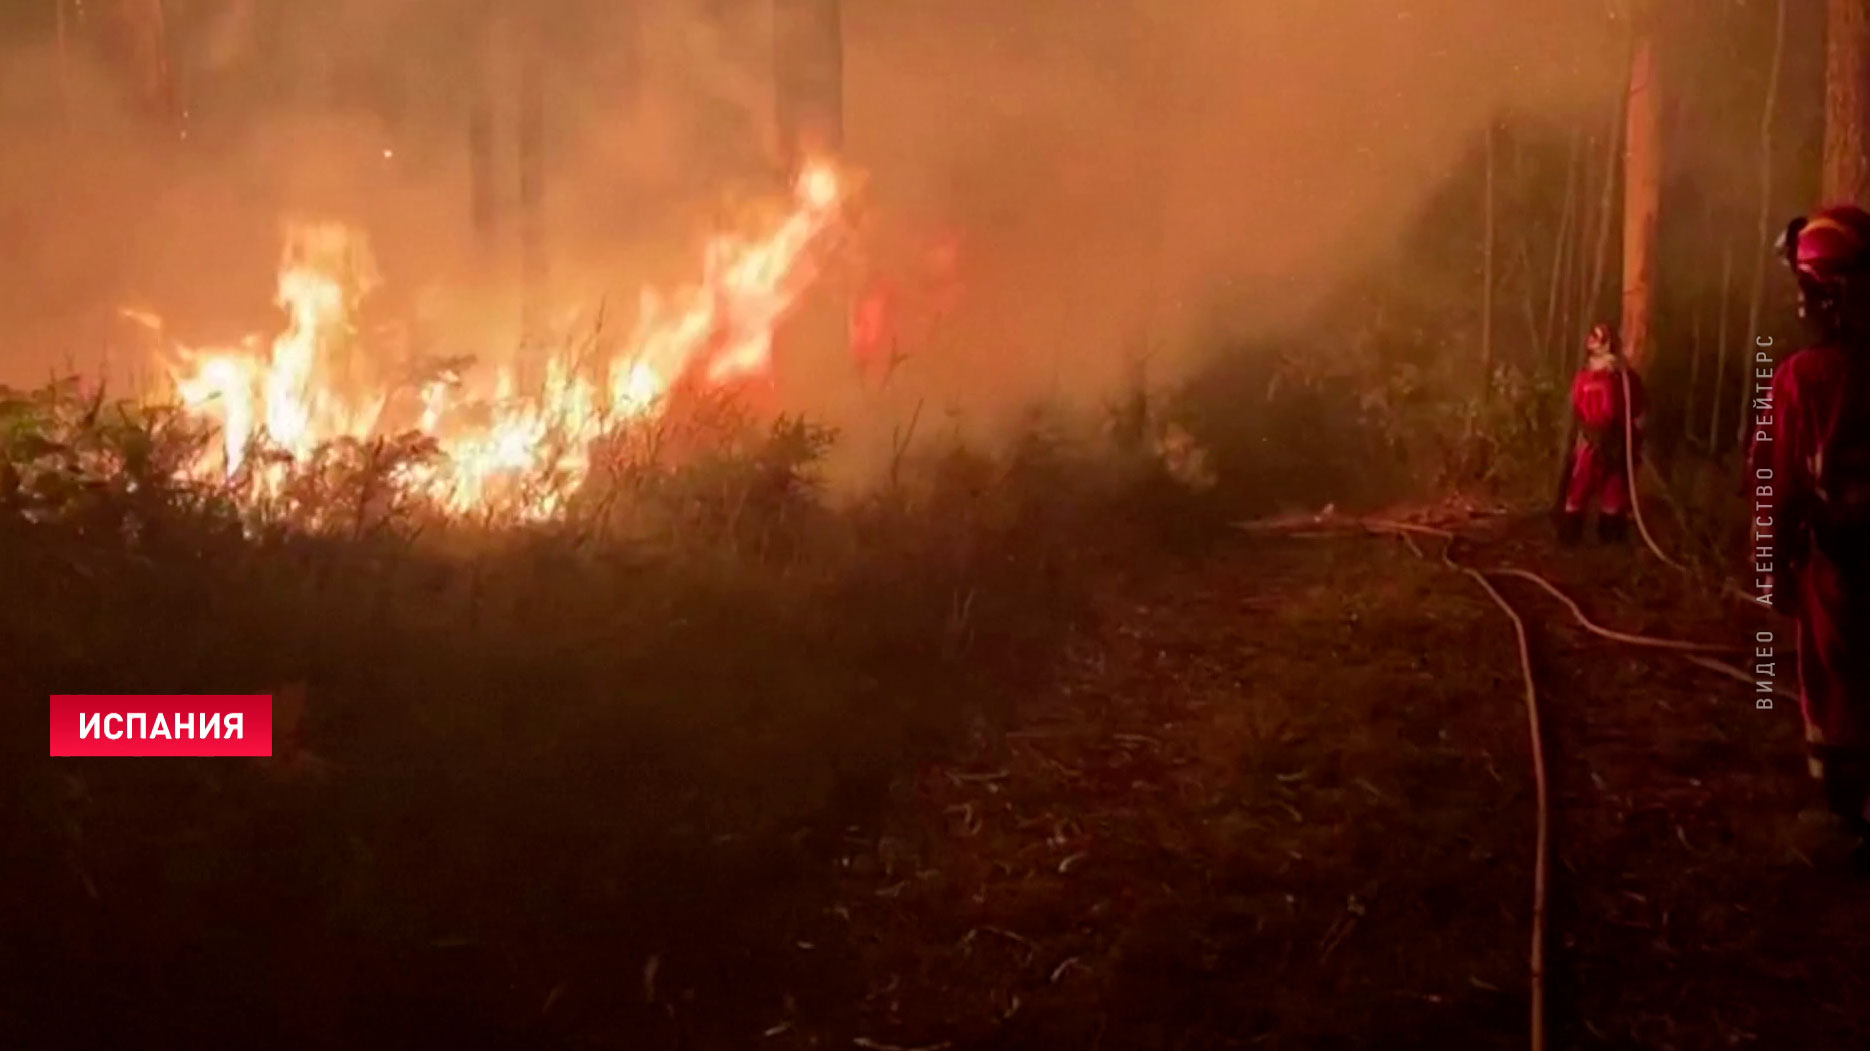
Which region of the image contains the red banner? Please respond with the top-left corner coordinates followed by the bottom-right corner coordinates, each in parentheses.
top-left (49, 695), bottom-right (273, 757)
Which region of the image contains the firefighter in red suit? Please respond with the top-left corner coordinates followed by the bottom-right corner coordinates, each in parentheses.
top-left (850, 276), bottom-right (897, 386)
top-left (849, 229), bottom-right (963, 389)
top-left (1558, 323), bottom-right (1646, 545)
top-left (1754, 204), bottom-right (1870, 855)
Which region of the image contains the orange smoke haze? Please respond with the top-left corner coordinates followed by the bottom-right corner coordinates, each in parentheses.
top-left (0, 0), bottom-right (1625, 487)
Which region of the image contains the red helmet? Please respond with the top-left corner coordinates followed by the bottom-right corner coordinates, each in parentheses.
top-left (1783, 205), bottom-right (1870, 333)
top-left (1786, 205), bottom-right (1870, 280)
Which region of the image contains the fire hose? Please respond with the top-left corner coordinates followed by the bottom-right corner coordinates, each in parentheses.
top-left (1235, 509), bottom-right (1782, 1051)
top-left (1617, 367), bottom-right (1688, 575)
top-left (1613, 365), bottom-right (1770, 613)
top-left (1230, 354), bottom-right (1794, 1050)
top-left (1363, 518), bottom-right (1781, 1051)
top-left (1356, 518), bottom-right (1551, 1051)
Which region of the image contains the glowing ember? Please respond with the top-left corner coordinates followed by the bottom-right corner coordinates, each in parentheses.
top-left (165, 160), bottom-right (849, 520)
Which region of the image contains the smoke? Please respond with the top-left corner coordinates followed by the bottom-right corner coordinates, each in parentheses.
top-left (0, 0), bottom-right (1621, 438)
top-left (837, 1), bottom-right (1621, 396)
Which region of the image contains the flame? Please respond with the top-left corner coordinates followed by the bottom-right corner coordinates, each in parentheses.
top-left (167, 160), bottom-right (849, 520)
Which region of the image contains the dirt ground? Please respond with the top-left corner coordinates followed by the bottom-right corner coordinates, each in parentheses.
top-left (764, 511), bottom-right (1870, 1051)
top-left (11, 509), bottom-right (1870, 1050)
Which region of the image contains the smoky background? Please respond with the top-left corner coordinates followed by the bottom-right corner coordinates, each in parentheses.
top-left (1, 0), bottom-right (1633, 467)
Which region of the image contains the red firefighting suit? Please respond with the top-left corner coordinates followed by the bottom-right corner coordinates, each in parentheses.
top-left (850, 277), bottom-right (896, 382)
top-left (848, 229), bottom-right (962, 386)
top-left (1564, 356), bottom-right (1645, 517)
top-left (1753, 341), bottom-right (1870, 830)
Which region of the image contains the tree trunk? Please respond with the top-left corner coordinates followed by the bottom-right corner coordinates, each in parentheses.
top-left (1741, 0), bottom-right (1790, 448)
top-left (1542, 126), bottom-right (1583, 369)
top-left (771, 0), bottom-right (847, 386)
top-left (1685, 197), bottom-right (1719, 446)
top-left (1687, 291), bottom-right (1704, 442)
top-left (1136, 4), bottom-right (1182, 352)
top-left (1481, 120), bottom-right (1496, 398)
top-left (773, 0), bottom-right (844, 179)
top-left (1585, 83), bottom-right (1623, 343)
top-left (1825, 0), bottom-right (1870, 203)
top-left (119, 0), bottom-right (180, 130)
top-left (519, 32), bottom-right (545, 350)
top-left (1567, 130), bottom-right (1597, 362)
top-left (1711, 243), bottom-right (1733, 450)
top-left (469, 37), bottom-right (497, 245)
top-left (1620, 33), bottom-right (1662, 370)
top-left (56, 0), bottom-right (73, 128)
top-left (1518, 240), bottom-right (1542, 361)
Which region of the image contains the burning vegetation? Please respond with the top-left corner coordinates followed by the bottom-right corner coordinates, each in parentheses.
top-left (11, 1), bottom-right (1870, 1050)
top-left (155, 159), bottom-right (849, 523)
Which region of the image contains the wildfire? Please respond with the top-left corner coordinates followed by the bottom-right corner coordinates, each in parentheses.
top-left (166, 160), bottom-right (850, 520)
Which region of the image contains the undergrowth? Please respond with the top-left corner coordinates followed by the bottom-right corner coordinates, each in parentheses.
top-left (0, 374), bottom-right (1216, 1046)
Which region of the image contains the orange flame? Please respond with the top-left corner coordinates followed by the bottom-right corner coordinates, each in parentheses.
top-left (168, 160), bottom-right (849, 520)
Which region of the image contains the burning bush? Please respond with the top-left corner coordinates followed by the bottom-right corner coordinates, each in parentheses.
top-left (143, 158), bottom-right (852, 527)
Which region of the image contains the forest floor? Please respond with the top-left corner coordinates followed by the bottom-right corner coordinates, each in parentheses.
top-left (770, 510), bottom-right (1870, 1051)
top-left (10, 508), bottom-right (1870, 1051)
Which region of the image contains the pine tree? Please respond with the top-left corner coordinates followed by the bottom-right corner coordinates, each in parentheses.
top-left (1824, 0), bottom-right (1870, 203)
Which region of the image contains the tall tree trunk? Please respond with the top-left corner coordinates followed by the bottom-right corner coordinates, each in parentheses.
top-left (1825, 0), bottom-right (1870, 203)
top-left (1518, 240), bottom-right (1542, 360)
top-left (1481, 120), bottom-right (1496, 399)
top-left (1136, 4), bottom-right (1181, 352)
top-left (468, 37), bottom-right (497, 246)
top-left (1685, 197), bottom-right (1721, 446)
top-left (1687, 291), bottom-right (1704, 442)
top-left (771, 0), bottom-right (847, 384)
top-left (1585, 83), bottom-right (1624, 342)
top-left (1620, 32), bottom-right (1662, 370)
top-left (773, 0), bottom-right (844, 179)
top-left (1567, 130), bottom-right (1598, 362)
top-left (518, 33), bottom-right (545, 351)
top-left (56, 0), bottom-right (73, 128)
top-left (1710, 243), bottom-right (1734, 450)
top-left (1542, 126), bottom-right (1583, 369)
top-left (1741, 0), bottom-right (1790, 448)
top-left (120, 0), bottom-right (180, 130)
